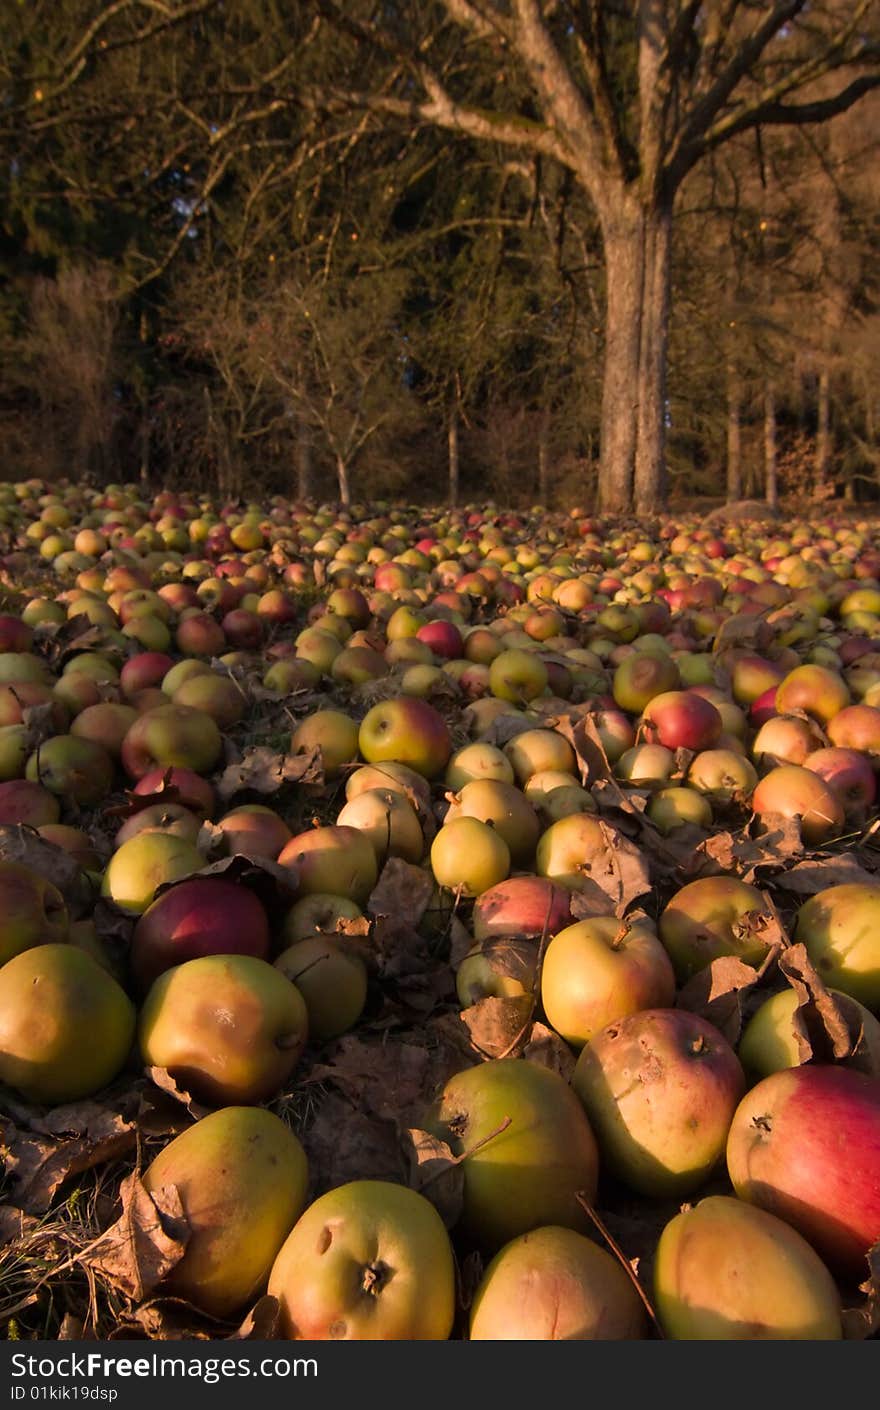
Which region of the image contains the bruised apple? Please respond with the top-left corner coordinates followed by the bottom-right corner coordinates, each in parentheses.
top-left (422, 1058), bottom-right (599, 1249)
top-left (268, 1180), bottom-right (456, 1340)
top-left (469, 1225), bottom-right (646, 1341)
top-left (142, 1107), bottom-right (309, 1319)
top-left (658, 876), bottom-right (774, 982)
top-left (572, 1008), bottom-right (745, 1197)
top-left (472, 877), bottom-right (572, 942)
top-left (138, 953), bottom-right (308, 1106)
top-left (654, 1196), bottom-right (841, 1340)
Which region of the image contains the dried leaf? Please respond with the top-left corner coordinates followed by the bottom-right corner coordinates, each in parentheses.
top-left (0, 1203), bottom-right (41, 1246)
top-left (110, 1298), bottom-right (217, 1341)
top-left (842, 1244), bottom-right (880, 1340)
top-left (676, 956), bottom-right (766, 1047)
top-left (87, 1173), bottom-right (190, 1302)
top-left (153, 852), bottom-right (300, 919)
top-left (215, 745), bottom-right (324, 804)
top-left (459, 994), bottom-right (535, 1059)
top-left (0, 824), bottom-right (93, 918)
top-left (367, 857), bottom-right (434, 932)
top-left (774, 855), bottom-right (880, 895)
top-left (521, 1021), bottom-right (577, 1082)
top-left (227, 1295), bottom-right (280, 1341)
top-left (301, 1092), bottom-right (406, 1194)
top-left (1, 1103), bottom-right (139, 1215)
top-left (779, 943), bottom-right (858, 1064)
top-left (144, 1067), bottom-right (212, 1122)
top-left (402, 1127), bottom-right (464, 1229)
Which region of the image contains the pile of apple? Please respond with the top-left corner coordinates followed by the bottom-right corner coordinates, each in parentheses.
top-left (0, 478), bottom-right (878, 1341)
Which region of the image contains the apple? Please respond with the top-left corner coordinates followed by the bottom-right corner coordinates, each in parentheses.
top-left (646, 785), bottom-right (713, 833)
top-left (541, 916), bottom-right (676, 1047)
top-left (726, 1064), bottom-right (880, 1276)
top-left (274, 935), bottom-right (368, 1040)
top-left (572, 1008), bottom-right (745, 1197)
top-left (469, 1225), bottom-right (646, 1340)
top-left (38, 823), bottom-right (102, 871)
top-left (278, 825), bottom-right (379, 905)
top-left (739, 985), bottom-right (880, 1080)
top-left (0, 944), bottom-right (135, 1104)
top-left (444, 742), bottom-right (515, 791)
top-left (336, 787), bottom-right (424, 865)
top-left (443, 779), bottom-right (540, 866)
top-left (172, 670), bottom-right (247, 730)
top-left (793, 883), bottom-right (880, 1009)
top-left (344, 760), bottom-right (431, 811)
top-left (430, 816), bottom-right (510, 896)
top-left (775, 664), bottom-right (850, 726)
top-left (358, 697), bottom-right (452, 779)
top-left (827, 703), bottom-right (880, 759)
top-left (101, 831), bottom-right (204, 915)
top-left (142, 1106), bottom-right (309, 1318)
top-left (422, 1058), bottom-right (600, 1249)
top-left (25, 734), bottom-right (116, 808)
top-left (612, 651), bottom-right (680, 714)
top-left (751, 764), bottom-right (845, 846)
top-left (214, 804), bottom-right (293, 861)
top-left (488, 647), bottom-right (548, 704)
top-left (503, 728), bottom-right (577, 785)
top-left (534, 812), bottom-right (612, 891)
top-left (472, 876), bottom-right (572, 941)
top-left (130, 876), bottom-right (272, 992)
top-left (752, 714), bottom-right (820, 769)
top-left (120, 702), bottom-right (223, 780)
top-left (175, 611), bottom-right (226, 657)
top-left (804, 746), bottom-right (877, 814)
top-left (280, 893), bottom-right (364, 944)
top-left (653, 1196), bottom-right (841, 1340)
top-left (69, 701), bottom-right (139, 759)
top-left (138, 953), bottom-right (309, 1106)
top-left (614, 743), bottom-right (675, 788)
top-left (290, 709), bottom-right (360, 776)
top-left (686, 748), bottom-right (758, 804)
top-left (658, 876), bottom-right (774, 982)
top-left (268, 1180), bottom-right (456, 1340)
top-left (0, 778), bottom-right (62, 827)
top-left (640, 690), bottom-right (723, 751)
top-left (0, 859), bottom-right (69, 965)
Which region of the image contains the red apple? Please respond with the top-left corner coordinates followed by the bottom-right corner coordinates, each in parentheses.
top-left (726, 1065), bottom-right (880, 1276)
top-left (130, 876), bottom-right (272, 992)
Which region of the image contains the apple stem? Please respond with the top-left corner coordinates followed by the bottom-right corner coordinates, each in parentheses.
top-left (610, 922), bottom-right (631, 951)
top-left (574, 1192), bottom-right (666, 1339)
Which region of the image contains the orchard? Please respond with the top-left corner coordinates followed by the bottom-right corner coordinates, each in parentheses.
top-left (0, 480), bottom-right (879, 1343)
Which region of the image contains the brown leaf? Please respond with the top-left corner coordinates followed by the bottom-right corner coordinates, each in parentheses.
top-left (779, 943), bottom-right (858, 1064)
top-left (301, 1092), bottom-right (405, 1194)
top-left (676, 956), bottom-right (766, 1047)
top-left (153, 852), bottom-right (300, 919)
top-left (1, 1103), bottom-right (139, 1215)
top-left (144, 1067), bottom-right (212, 1122)
top-left (594, 820), bottom-right (654, 915)
top-left (87, 1173), bottom-right (190, 1302)
top-left (21, 700), bottom-right (58, 753)
top-left (0, 824), bottom-right (93, 918)
top-left (521, 1021), bottom-right (577, 1082)
top-left (774, 855), bottom-right (880, 895)
top-left (227, 1295), bottom-right (280, 1340)
top-left (402, 1127), bottom-right (464, 1229)
top-left (0, 1203), bottom-right (41, 1246)
top-left (368, 857), bottom-right (434, 932)
top-left (215, 745), bottom-right (324, 805)
top-left (842, 1243), bottom-right (880, 1340)
top-left (477, 935), bottom-right (541, 991)
top-left (459, 994), bottom-right (535, 1059)
top-left (109, 1298), bottom-right (216, 1341)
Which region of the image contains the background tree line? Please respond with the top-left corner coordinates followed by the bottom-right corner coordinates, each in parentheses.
top-left (0, 2), bottom-right (877, 513)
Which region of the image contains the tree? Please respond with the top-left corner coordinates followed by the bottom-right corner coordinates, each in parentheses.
top-left (320, 1), bottom-right (878, 512)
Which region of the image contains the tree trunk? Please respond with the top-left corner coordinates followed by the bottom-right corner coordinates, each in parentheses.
top-left (296, 426), bottom-right (313, 502)
top-left (447, 406), bottom-right (459, 508)
top-left (726, 368), bottom-right (742, 502)
top-left (538, 410), bottom-right (550, 504)
top-left (815, 364), bottom-right (831, 494)
top-left (598, 198), bottom-right (672, 515)
top-left (764, 382), bottom-right (778, 510)
top-left (335, 454), bottom-right (351, 507)
top-left (634, 202), bottom-right (672, 514)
